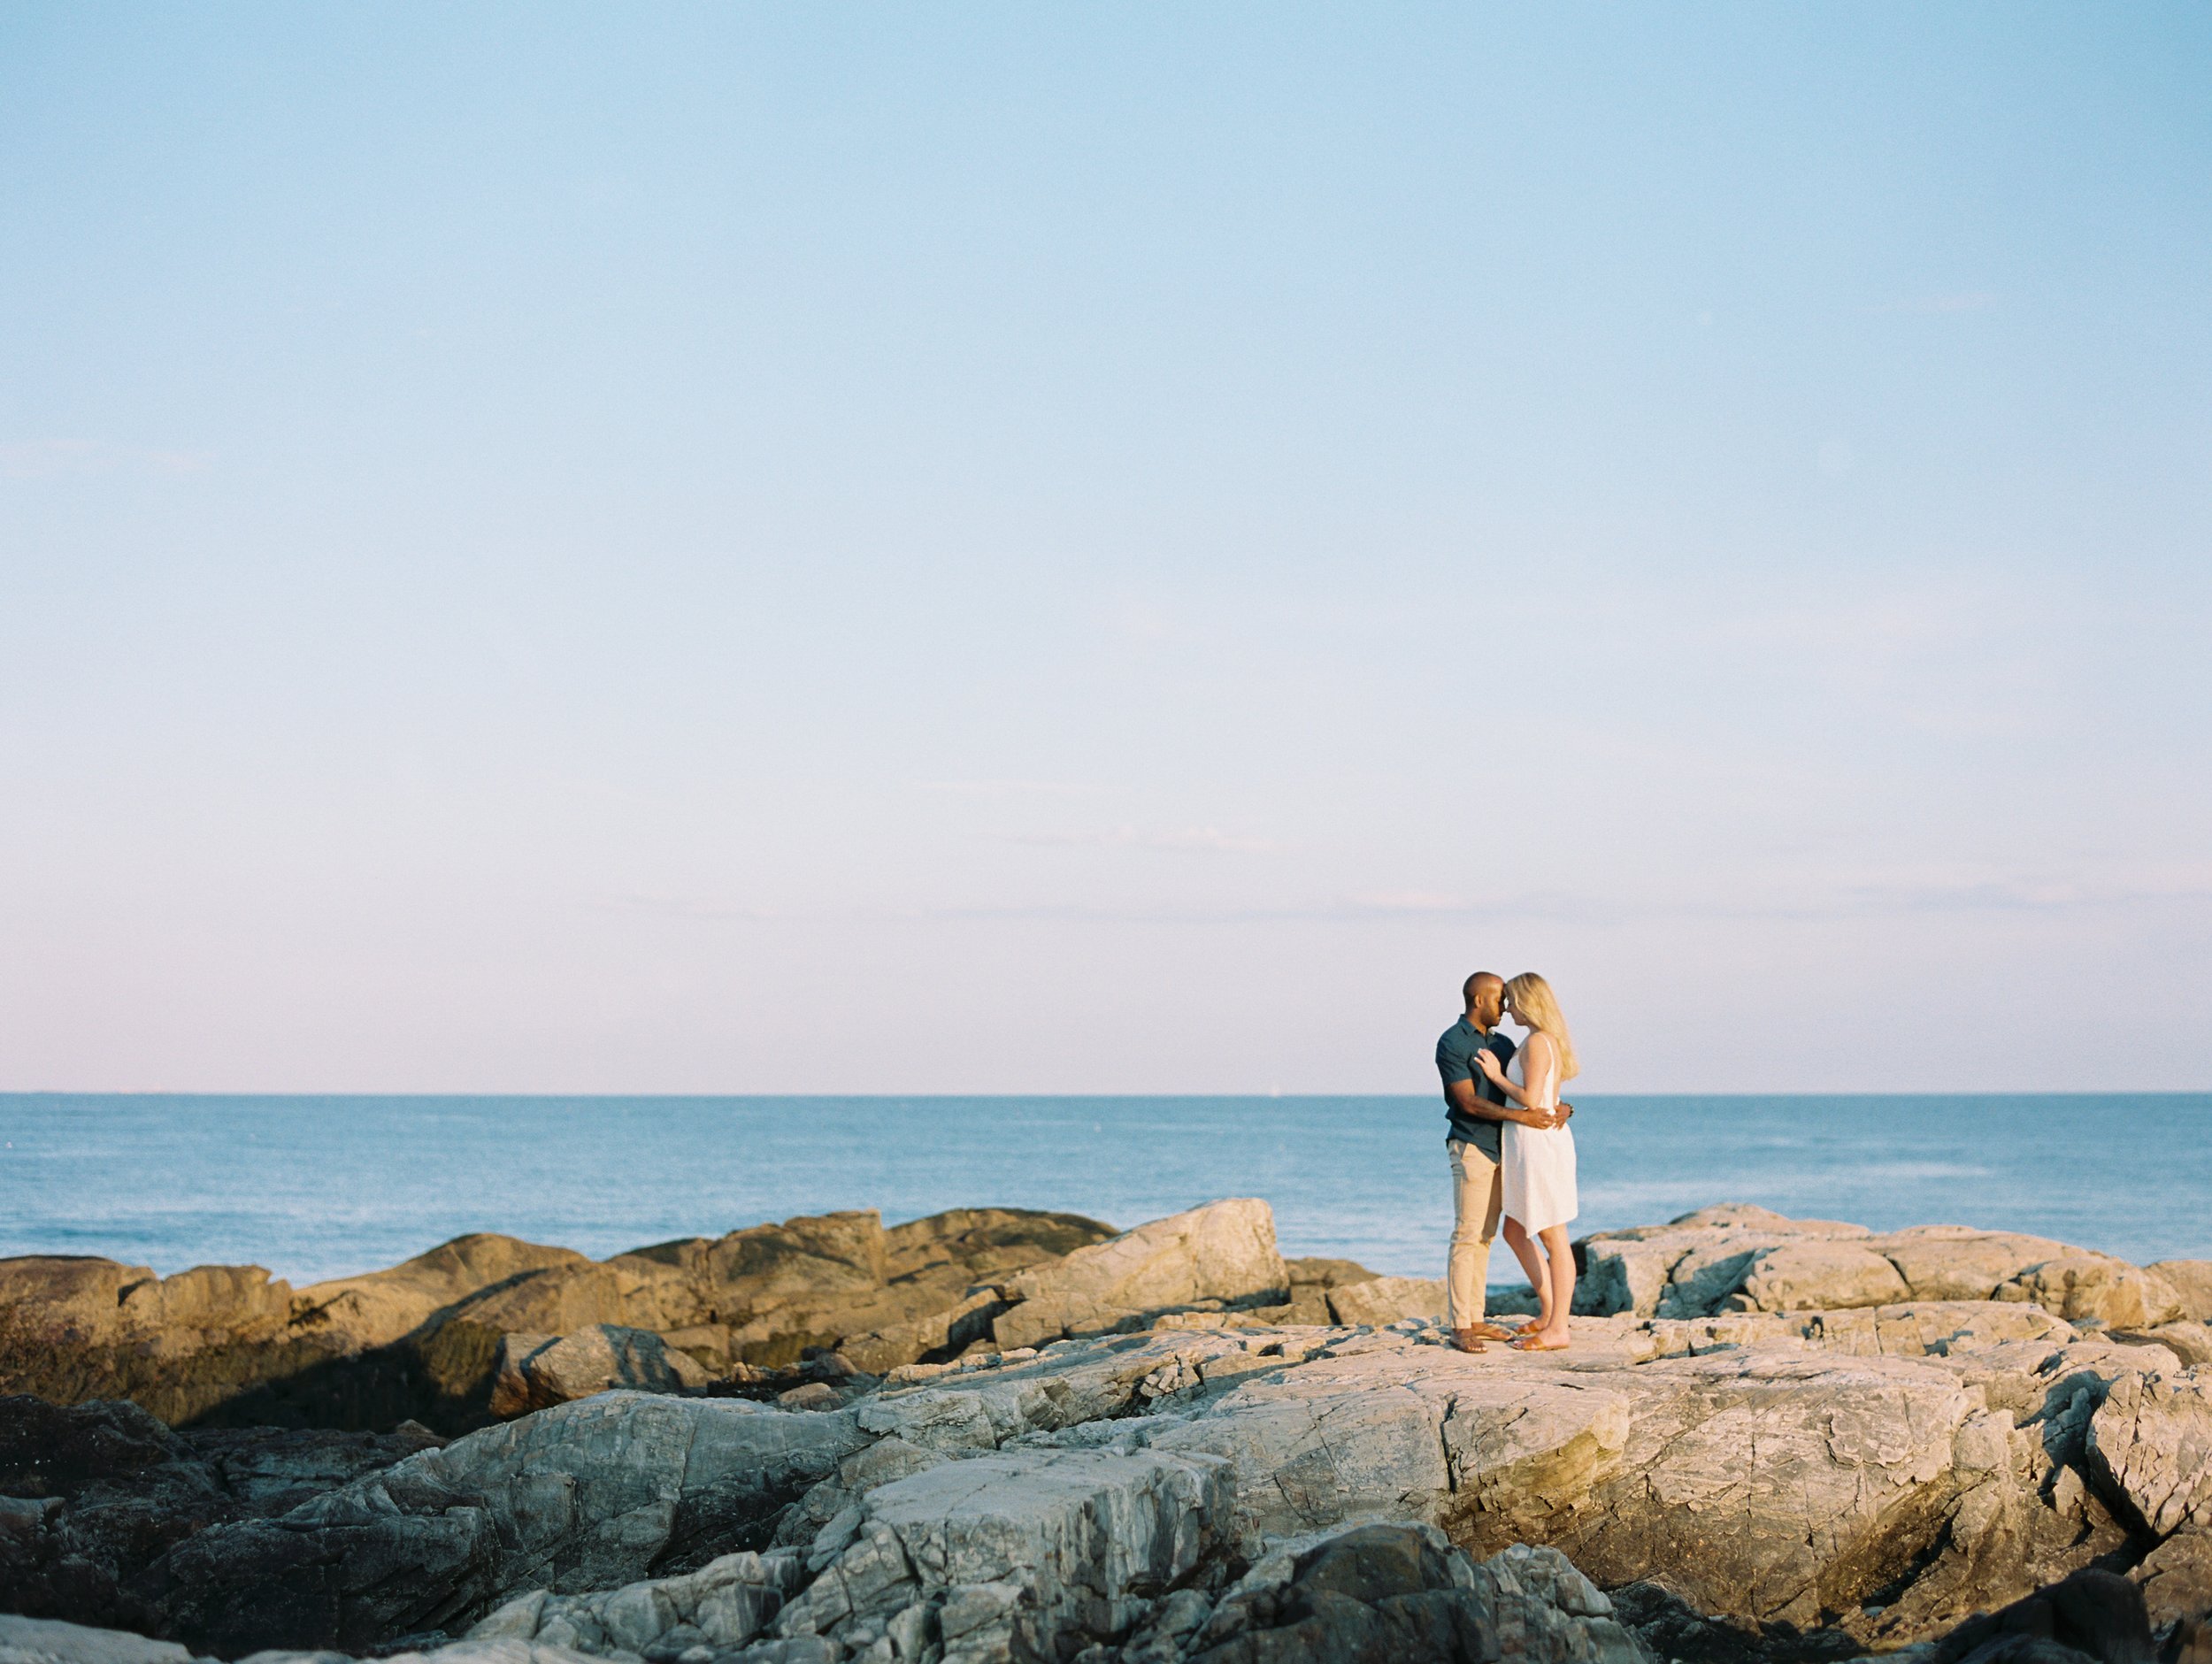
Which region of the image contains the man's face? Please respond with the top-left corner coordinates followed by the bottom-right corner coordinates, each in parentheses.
top-left (1472, 982), bottom-right (1504, 1028)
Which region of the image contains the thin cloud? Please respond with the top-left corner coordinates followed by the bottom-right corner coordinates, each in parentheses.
top-left (1822, 861), bottom-right (2212, 916)
top-left (1004, 825), bottom-right (1282, 855)
top-left (606, 862), bottom-right (2212, 932)
top-left (1345, 890), bottom-right (1471, 913)
top-left (916, 779), bottom-right (1107, 799)
top-left (0, 439), bottom-right (213, 479)
top-left (1878, 292), bottom-right (1998, 315)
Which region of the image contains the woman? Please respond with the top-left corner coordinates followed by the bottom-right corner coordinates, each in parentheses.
top-left (1473, 971), bottom-right (1580, 1351)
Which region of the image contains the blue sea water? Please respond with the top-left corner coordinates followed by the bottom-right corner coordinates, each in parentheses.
top-left (1, 1093), bottom-right (2206, 1287)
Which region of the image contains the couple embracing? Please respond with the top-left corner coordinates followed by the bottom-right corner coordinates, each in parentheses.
top-left (1433, 970), bottom-right (1581, 1353)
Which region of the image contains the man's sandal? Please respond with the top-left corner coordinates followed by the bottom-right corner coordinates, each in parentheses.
top-left (1461, 1322), bottom-right (1519, 1342)
top-left (1449, 1329), bottom-right (1489, 1353)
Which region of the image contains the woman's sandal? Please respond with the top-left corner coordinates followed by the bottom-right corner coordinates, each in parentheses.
top-left (1509, 1332), bottom-right (1571, 1351)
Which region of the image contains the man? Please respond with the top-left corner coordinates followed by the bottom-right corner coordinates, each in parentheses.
top-left (1434, 971), bottom-right (1571, 1353)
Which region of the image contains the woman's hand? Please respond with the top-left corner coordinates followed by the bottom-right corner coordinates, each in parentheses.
top-left (1472, 1049), bottom-right (1506, 1083)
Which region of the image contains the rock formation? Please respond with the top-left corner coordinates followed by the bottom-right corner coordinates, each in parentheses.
top-left (1574, 1208), bottom-right (2191, 1326)
top-left (4, 1200), bottom-right (2208, 1664)
top-left (0, 1209), bottom-right (1119, 1434)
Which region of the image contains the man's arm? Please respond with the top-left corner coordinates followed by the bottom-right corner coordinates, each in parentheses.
top-left (1445, 1077), bottom-right (1571, 1128)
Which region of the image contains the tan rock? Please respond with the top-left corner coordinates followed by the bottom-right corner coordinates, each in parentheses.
top-left (1868, 1227), bottom-right (2078, 1302)
top-left (880, 1208), bottom-right (1114, 1284)
top-left (2116, 1322), bottom-right (2212, 1369)
top-left (1575, 1208), bottom-right (1878, 1319)
top-left (488, 1325), bottom-right (714, 1417)
top-left (841, 1288), bottom-right (1005, 1377)
top-left (1325, 1276), bottom-right (1447, 1327)
top-left (600, 1207), bottom-right (1114, 1372)
top-left (126, 1265), bottom-right (293, 1335)
top-left (1739, 1241), bottom-right (1911, 1311)
top-left (291, 1234), bottom-right (591, 1349)
top-left (2133, 1525), bottom-right (2212, 1632)
top-left (1797, 1300), bottom-right (2073, 1359)
top-left (2151, 1261), bottom-right (2212, 1323)
top-left (654, 1323), bottom-right (733, 1371)
top-left (1998, 1255), bottom-right (2185, 1329)
top-left (1662, 1204), bottom-right (1870, 1236)
top-left (1286, 1256), bottom-right (1379, 1288)
top-left (2086, 1369), bottom-right (2212, 1535)
top-left (1575, 1237), bottom-right (1683, 1316)
top-left (605, 1210), bottom-right (890, 1333)
top-left (1658, 1233), bottom-right (1801, 1315)
top-left (1641, 1311), bottom-right (1811, 1357)
top-left (990, 1198), bottom-right (1288, 1352)
top-left (0, 1257), bottom-right (149, 1343)
top-left (449, 1264), bottom-right (638, 1337)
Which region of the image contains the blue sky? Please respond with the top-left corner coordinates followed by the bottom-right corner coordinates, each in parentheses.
top-left (2, 4), bottom-right (2207, 1092)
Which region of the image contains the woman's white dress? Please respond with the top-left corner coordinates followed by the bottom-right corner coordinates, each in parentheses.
top-left (1502, 1050), bottom-right (1578, 1234)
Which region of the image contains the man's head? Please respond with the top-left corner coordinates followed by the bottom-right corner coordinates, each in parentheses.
top-left (1462, 971), bottom-right (1504, 1030)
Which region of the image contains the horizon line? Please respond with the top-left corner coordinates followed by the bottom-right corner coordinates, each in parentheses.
top-left (4, 1089), bottom-right (2208, 1103)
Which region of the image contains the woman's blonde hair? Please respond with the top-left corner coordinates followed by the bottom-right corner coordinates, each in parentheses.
top-left (1503, 972), bottom-right (1579, 1081)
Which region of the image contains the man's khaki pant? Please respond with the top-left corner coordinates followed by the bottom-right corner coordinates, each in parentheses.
top-left (1446, 1138), bottom-right (1504, 1329)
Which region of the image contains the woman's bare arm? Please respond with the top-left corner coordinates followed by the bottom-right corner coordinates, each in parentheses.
top-left (1472, 1039), bottom-right (1566, 1125)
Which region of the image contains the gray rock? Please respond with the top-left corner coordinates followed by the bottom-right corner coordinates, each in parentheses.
top-left (462, 1548), bottom-right (807, 1656)
top-left (0, 1396), bottom-right (436, 1639)
top-left (1921, 1567), bottom-right (2154, 1664)
top-left (774, 1446), bottom-right (1232, 1661)
top-left (150, 1392), bottom-right (866, 1656)
top-left (1149, 1324), bottom-right (1985, 1631)
top-left (0, 1614), bottom-right (198, 1664)
top-left (856, 1328), bottom-right (1294, 1453)
top-left (1185, 1524), bottom-right (1650, 1664)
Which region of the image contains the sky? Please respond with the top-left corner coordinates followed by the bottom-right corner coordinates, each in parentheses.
top-left (2, 4), bottom-right (2208, 1094)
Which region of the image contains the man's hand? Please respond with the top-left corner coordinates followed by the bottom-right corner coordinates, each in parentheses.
top-left (1534, 1100), bottom-right (1574, 1130)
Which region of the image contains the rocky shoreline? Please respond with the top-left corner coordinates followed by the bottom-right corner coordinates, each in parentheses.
top-left (4, 1200), bottom-right (2208, 1664)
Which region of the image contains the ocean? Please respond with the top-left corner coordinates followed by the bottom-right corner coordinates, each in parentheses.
top-left (2, 1093), bottom-right (2206, 1287)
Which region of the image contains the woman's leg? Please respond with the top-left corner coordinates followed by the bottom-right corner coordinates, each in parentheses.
top-left (1538, 1224), bottom-right (1575, 1340)
top-left (1502, 1216), bottom-right (1550, 1327)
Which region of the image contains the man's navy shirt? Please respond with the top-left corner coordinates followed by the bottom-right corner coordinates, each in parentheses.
top-left (1434, 1017), bottom-right (1517, 1161)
